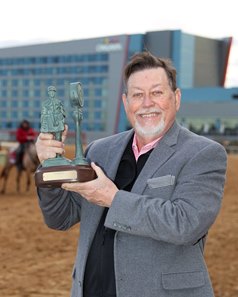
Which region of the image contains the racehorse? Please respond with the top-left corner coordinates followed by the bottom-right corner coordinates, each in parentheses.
top-left (0, 141), bottom-right (40, 194)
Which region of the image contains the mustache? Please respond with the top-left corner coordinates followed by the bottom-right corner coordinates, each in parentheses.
top-left (135, 108), bottom-right (162, 116)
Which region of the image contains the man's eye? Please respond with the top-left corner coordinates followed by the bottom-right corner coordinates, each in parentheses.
top-left (133, 93), bottom-right (143, 98)
top-left (152, 90), bottom-right (162, 96)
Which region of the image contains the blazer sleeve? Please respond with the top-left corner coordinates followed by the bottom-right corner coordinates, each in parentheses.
top-left (37, 187), bottom-right (82, 231)
top-left (104, 141), bottom-right (227, 245)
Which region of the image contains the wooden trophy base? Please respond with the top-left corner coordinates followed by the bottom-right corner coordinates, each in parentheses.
top-left (35, 164), bottom-right (96, 188)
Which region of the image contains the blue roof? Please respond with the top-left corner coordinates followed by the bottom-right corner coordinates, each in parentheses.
top-left (181, 87), bottom-right (238, 102)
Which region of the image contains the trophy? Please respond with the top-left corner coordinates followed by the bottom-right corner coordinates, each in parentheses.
top-left (35, 83), bottom-right (96, 188)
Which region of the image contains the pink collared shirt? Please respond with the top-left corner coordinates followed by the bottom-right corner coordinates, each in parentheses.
top-left (132, 134), bottom-right (162, 161)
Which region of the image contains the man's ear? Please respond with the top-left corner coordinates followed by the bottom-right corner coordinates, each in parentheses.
top-left (122, 93), bottom-right (128, 109)
top-left (122, 93), bottom-right (127, 102)
top-left (175, 88), bottom-right (181, 111)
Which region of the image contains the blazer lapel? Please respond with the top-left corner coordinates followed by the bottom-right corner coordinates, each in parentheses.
top-left (82, 129), bottom-right (135, 245)
top-left (104, 129), bottom-right (134, 180)
top-left (132, 122), bottom-right (180, 194)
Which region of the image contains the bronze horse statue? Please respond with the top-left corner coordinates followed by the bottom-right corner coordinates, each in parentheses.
top-left (0, 141), bottom-right (40, 194)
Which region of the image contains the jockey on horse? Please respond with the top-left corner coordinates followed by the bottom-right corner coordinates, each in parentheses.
top-left (0, 120), bottom-right (38, 194)
top-left (15, 120), bottom-right (37, 170)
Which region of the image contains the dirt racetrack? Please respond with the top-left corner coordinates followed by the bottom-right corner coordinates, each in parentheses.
top-left (0, 146), bottom-right (237, 297)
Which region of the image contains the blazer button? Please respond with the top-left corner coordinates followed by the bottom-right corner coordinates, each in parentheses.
top-left (78, 280), bottom-right (82, 287)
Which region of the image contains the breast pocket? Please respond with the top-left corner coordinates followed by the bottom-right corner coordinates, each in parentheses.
top-left (147, 175), bottom-right (175, 188)
top-left (146, 175), bottom-right (176, 199)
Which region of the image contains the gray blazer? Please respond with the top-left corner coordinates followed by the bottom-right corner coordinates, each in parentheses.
top-left (38, 121), bottom-right (227, 297)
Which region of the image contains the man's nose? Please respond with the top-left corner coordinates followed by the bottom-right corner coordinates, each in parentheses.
top-left (142, 93), bottom-right (154, 106)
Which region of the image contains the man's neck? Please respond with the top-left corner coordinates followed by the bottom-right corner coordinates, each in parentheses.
top-left (135, 134), bottom-right (162, 151)
top-left (132, 134), bottom-right (162, 161)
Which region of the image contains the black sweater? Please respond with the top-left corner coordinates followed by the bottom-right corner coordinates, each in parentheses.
top-left (83, 137), bottom-right (153, 297)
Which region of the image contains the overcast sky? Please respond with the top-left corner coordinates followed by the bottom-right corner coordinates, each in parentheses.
top-left (0, 0), bottom-right (237, 86)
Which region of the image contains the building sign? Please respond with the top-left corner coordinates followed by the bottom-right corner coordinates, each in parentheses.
top-left (96, 37), bottom-right (122, 52)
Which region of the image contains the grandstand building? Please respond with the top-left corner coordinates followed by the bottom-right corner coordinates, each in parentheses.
top-left (0, 30), bottom-right (237, 142)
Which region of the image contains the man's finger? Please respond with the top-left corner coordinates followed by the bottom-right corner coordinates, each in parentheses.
top-left (62, 125), bottom-right (68, 143)
top-left (38, 132), bottom-right (54, 140)
top-left (91, 162), bottom-right (103, 177)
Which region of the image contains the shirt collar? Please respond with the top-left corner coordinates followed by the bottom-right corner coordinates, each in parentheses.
top-left (132, 133), bottom-right (162, 161)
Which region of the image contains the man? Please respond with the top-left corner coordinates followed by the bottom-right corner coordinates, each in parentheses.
top-left (15, 119), bottom-right (37, 169)
top-left (36, 52), bottom-right (227, 297)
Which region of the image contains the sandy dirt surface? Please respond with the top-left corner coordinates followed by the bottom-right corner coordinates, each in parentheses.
top-left (0, 147), bottom-right (237, 297)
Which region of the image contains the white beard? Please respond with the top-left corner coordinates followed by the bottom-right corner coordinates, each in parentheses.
top-left (134, 115), bottom-right (165, 138)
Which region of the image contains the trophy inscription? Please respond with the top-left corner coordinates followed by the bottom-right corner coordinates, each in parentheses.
top-left (35, 83), bottom-right (96, 188)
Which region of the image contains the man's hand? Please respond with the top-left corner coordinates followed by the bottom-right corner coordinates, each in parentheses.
top-left (35, 125), bottom-right (68, 163)
top-left (61, 162), bottom-right (119, 207)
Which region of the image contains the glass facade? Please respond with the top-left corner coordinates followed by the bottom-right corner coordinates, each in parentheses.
top-left (0, 53), bottom-right (109, 133)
